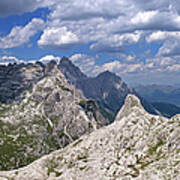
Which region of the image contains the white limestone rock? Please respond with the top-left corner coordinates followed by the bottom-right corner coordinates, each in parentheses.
top-left (0, 95), bottom-right (179, 179)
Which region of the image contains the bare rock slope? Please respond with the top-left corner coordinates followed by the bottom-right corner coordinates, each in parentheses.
top-left (0, 61), bottom-right (109, 170)
top-left (0, 95), bottom-right (179, 180)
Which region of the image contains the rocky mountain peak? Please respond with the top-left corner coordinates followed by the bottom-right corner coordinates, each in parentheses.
top-left (98, 70), bottom-right (113, 76)
top-left (0, 59), bottom-right (110, 170)
top-left (60, 56), bottom-right (72, 64)
top-left (98, 70), bottom-right (120, 78)
top-left (0, 62), bottom-right (45, 103)
top-left (123, 94), bottom-right (143, 109)
top-left (115, 94), bottom-right (145, 121)
top-left (44, 60), bottom-right (58, 75)
top-left (58, 57), bottom-right (87, 84)
top-left (57, 57), bottom-right (158, 119)
top-left (96, 71), bottom-right (123, 85)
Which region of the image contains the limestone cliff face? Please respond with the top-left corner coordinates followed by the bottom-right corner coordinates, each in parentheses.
top-left (0, 61), bottom-right (109, 170)
top-left (1, 95), bottom-right (179, 180)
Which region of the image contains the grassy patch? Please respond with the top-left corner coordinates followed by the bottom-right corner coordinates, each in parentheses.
top-left (77, 154), bottom-right (88, 161)
top-left (73, 139), bottom-right (83, 147)
top-left (46, 159), bottom-right (60, 176)
top-left (148, 140), bottom-right (165, 156)
top-left (56, 78), bottom-right (71, 92)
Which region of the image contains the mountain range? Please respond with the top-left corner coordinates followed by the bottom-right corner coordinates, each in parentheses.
top-left (59, 57), bottom-right (159, 120)
top-left (134, 84), bottom-right (180, 107)
top-left (134, 84), bottom-right (180, 117)
top-left (0, 56), bottom-right (179, 179)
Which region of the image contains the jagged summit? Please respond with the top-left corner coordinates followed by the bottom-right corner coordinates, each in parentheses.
top-left (97, 70), bottom-right (121, 80)
top-left (44, 60), bottom-right (58, 74)
top-left (115, 94), bottom-right (145, 121)
top-left (58, 56), bottom-right (87, 84)
top-left (0, 57), bottom-right (158, 119)
top-left (60, 56), bottom-right (72, 63)
top-left (124, 94), bottom-right (142, 107)
top-left (97, 70), bottom-right (115, 76)
top-left (59, 56), bottom-right (73, 67)
top-left (0, 95), bottom-right (179, 180)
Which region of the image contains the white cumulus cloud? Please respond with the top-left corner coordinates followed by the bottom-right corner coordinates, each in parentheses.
top-left (0, 18), bottom-right (45, 49)
top-left (38, 27), bottom-right (79, 49)
top-left (39, 55), bottom-right (61, 63)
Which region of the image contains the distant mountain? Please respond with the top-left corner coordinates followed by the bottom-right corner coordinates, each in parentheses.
top-left (134, 84), bottom-right (180, 107)
top-left (59, 57), bottom-right (159, 120)
top-left (58, 56), bottom-right (87, 84)
top-left (1, 95), bottom-right (179, 180)
top-left (152, 102), bottom-right (180, 118)
top-left (174, 83), bottom-right (180, 88)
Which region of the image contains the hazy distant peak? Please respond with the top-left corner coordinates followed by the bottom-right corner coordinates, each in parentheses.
top-left (59, 56), bottom-right (77, 69)
top-left (58, 56), bottom-right (87, 84)
top-left (60, 56), bottom-right (72, 64)
top-left (99, 70), bottom-right (112, 75)
top-left (97, 70), bottom-right (121, 79)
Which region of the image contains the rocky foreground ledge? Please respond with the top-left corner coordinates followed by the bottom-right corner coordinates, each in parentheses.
top-left (0, 95), bottom-right (179, 180)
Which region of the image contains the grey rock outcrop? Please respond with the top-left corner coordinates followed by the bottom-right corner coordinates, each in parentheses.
top-left (0, 62), bottom-right (45, 103)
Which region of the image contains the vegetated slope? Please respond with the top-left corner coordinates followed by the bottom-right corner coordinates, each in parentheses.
top-left (0, 61), bottom-right (109, 170)
top-left (152, 102), bottom-right (180, 118)
top-left (135, 84), bottom-right (180, 107)
top-left (59, 57), bottom-right (158, 121)
top-left (0, 95), bottom-right (179, 180)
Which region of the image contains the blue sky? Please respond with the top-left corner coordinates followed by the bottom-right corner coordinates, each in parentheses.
top-left (0, 0), bottom-right (180, 85)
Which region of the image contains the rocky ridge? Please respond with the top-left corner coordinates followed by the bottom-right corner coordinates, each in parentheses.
top-left (0, 60), bottom-right (109, 170)
top-left (0, 95), bottom-right (179, 180)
